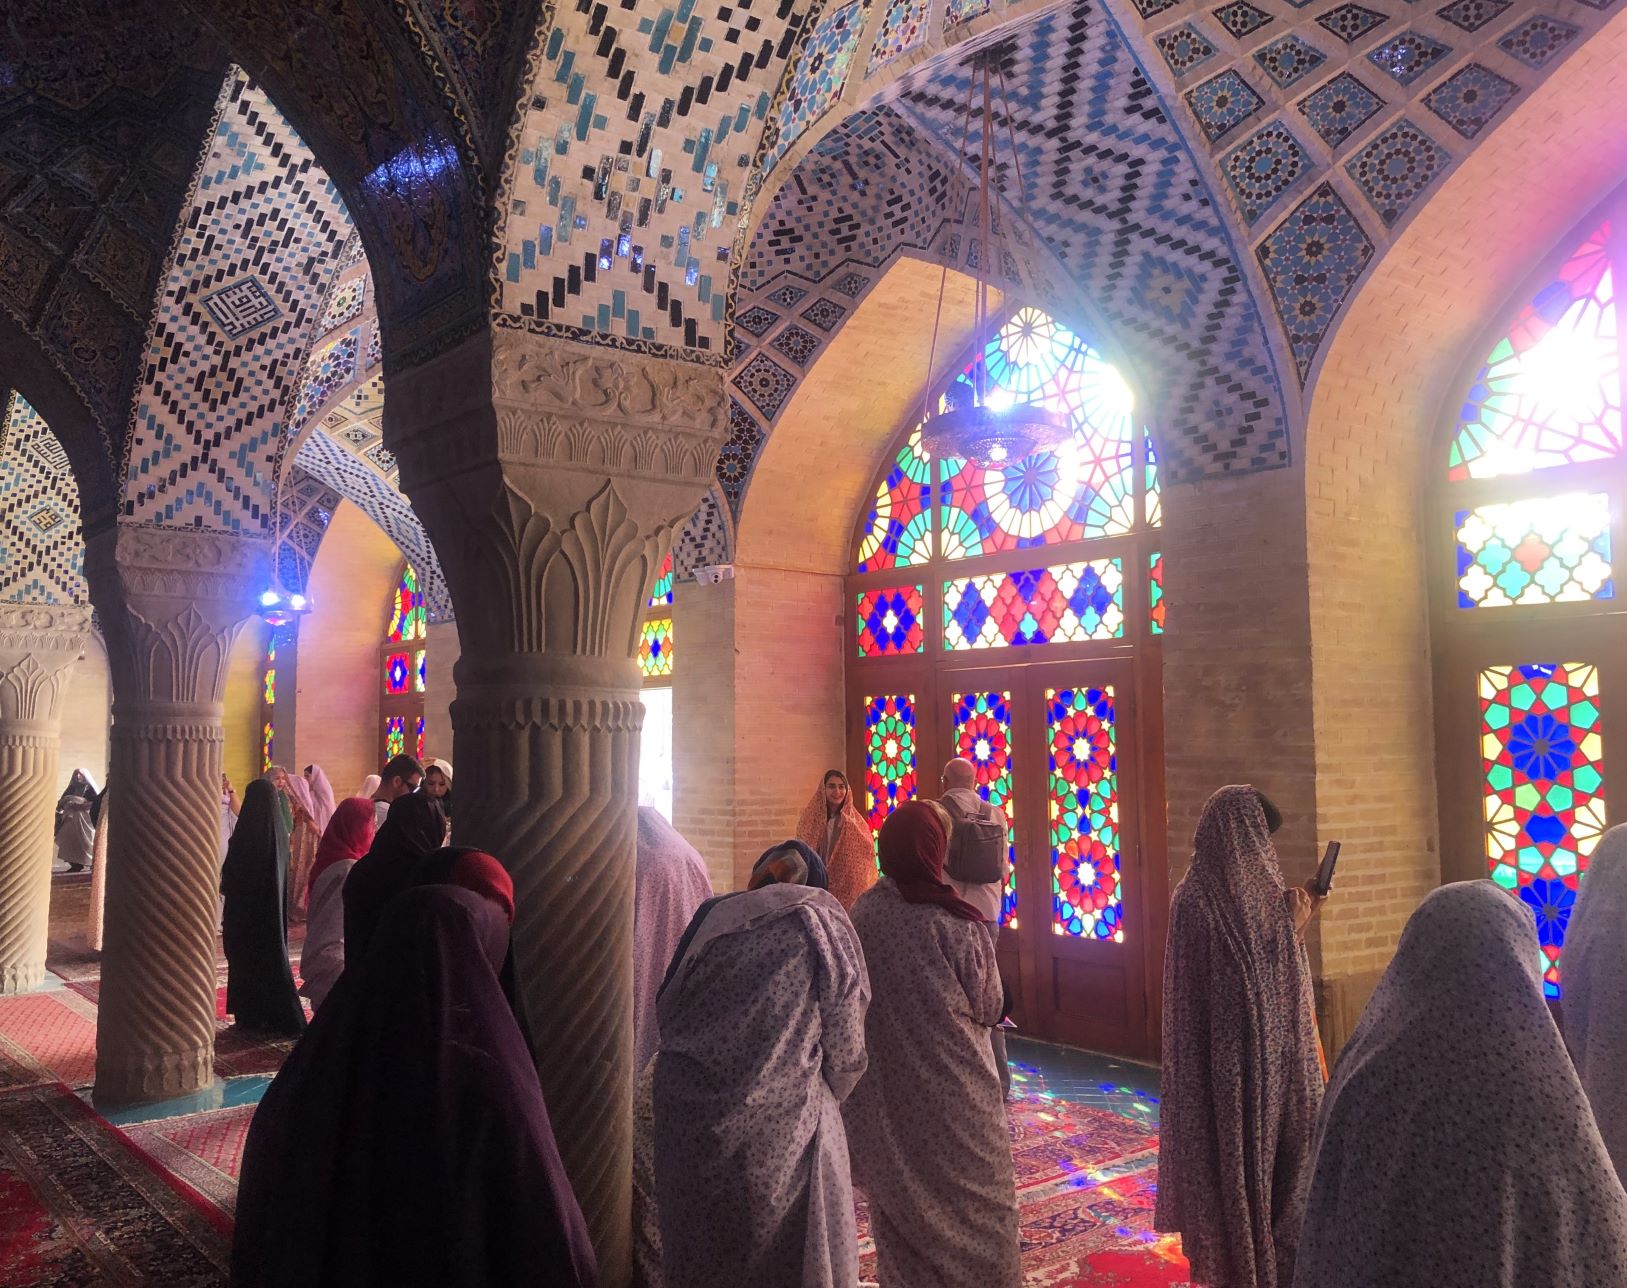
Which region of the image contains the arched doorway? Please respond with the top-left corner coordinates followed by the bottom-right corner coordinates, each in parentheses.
top-left (846, 305), bottom-right (1166, 1057)
top-left (1433, 193), bottom-right (1627, 999)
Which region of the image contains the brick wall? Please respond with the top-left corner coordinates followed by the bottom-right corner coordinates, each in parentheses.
top-left (673, 579), bottom-right (735, 891)
top-left (221, 619), bottom-right (268, 795)
top-left (58, 631), bottom-right (110, 790)
top-left (423, 619), bottom-right (460, 765)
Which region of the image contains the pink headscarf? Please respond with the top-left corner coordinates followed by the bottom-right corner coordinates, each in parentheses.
top-left (284, 772), bottom-right (317, 824)
top-left (303, 764), bottom-right (337, 833)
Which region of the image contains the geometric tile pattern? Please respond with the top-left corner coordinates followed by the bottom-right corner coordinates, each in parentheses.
top-left (1213, 2), bottom-right (1274, 39)
top-left (1186, 69), bottom-right (1265, 142)
top-left (273, 465), bottom-right (341, 599)
top-left (1254, 35), bottom-right (1326, 88)
top-left (734, 351), bottom-right (798, 422)
top-left (1436, 0), bottom-right (1512, 33)
top-left (1256, 183), bottom-right (1375, 381)
top-left (1316, 3), bottom-right (1389, 44)
top-left (1298, 72), bottom-right (1385, 148)
top-left (494, 0), bottom-right (820, 359)
top-left (760, 0), bottom-right (872, 176)
top-left (1156, 25), bottom-right (1219, 77)
top-left (122, 72), bottom-right (351, 533)
top-left (0, 394), bottom-right (86, 605)
top-left (1222, 123), bottom-right (1311, 225)
top-left (0, 6), bottom-right (224, 484)
top-left (868, 0), bottom-right (931, 75)
top-left (1345, 118), bottom-right (1451, 227)
top-left (1497, 16), bottom-right (1580, 69)
top-left (1424, 62), bottom-right (1520, 138)
top-left (673, 488), bottom-right (734, 577)
top-left (717, 397), bottom-right (767, 517)
top-left (1366, 31), bottom-right (1453, 86)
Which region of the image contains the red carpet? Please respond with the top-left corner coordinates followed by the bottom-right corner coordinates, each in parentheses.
top-left (856, 1080), bottom-right (1190, 1286)
top-left (119, 1103), bottom-right (254, 1220)
top-left (0, 1084), bottom-right (229, 1286)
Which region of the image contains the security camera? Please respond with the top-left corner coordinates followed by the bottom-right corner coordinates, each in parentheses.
top-left (694, 564), bottom-right (735, 585)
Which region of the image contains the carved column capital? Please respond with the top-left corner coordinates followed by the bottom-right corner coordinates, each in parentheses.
top-left (0, 602), bottom-right (92, 727)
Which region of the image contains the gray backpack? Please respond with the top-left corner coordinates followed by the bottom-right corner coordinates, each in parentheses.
top-left (943, 796), bottom-right (1007, 885)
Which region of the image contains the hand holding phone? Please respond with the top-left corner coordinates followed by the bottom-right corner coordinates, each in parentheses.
top-left (1311, 841), bottom-right (1341, 898)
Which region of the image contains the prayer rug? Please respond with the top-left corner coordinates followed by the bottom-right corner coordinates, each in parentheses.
top-left (119, 1103), bottom-right (254, 1220)
top-left (0, 994), bottom-right (99, 1091)
top-left (857, 1083), bottom-right (1190, 1287)
top-left (0, 1084), bottom-right (230, 1286)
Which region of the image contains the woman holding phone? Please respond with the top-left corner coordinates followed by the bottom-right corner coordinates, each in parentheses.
top-left (1155, 785), bottom-right (1327, 1288)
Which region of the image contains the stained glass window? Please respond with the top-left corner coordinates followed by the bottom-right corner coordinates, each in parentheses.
top-left (388, 564), bottom-right (427, 643)
top-left (938, 309), bottom-right (1137, 556)
top-left (261, 721), bottom-right (273, 774)
top-left (385, 715), bottom-right (406, 758)
top-left (1480, 662), bottom-right (1606, 997)
top-left (953, 690), bottom-right (1017, 927)
top-left (856, 428), bottom-right (933, 573)
top-left (1450, 218), bottom-right (1621, 481)
top-left (415, 650), bottom-right (427, 693)
top-left (648, 550), bottom-right (675, 607)
top-left (944, 560), bottom-right (1124, 650)
top-left (384, 651), bottom-right (412, 694)
top-left (415, 716), bottom-right (426, 761)
top-left (263, 637), bottom-right (276, 706)
top-left (1149, 552), bottom-right (1165, 634)
top-left (1145, 431), bottom-right (1163, 528)
top-left (640, 618), bottom-right (674, 678)
top-left (1455, 493), bottom-right (1614, 608)
top-left (864, 694), bottom-right (917, 848)
top-left (1048, 685), bottom-right (1121, 941)
top-left (856, 586), bottom-right (925, 656)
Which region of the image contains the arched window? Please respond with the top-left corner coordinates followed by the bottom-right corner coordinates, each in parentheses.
top-left (380, 562), bottom-right (427, 764)
top-left (640, 550), bottom-right (676, 820)
top-left (1435, 205), bottom-right (1625, 999)
top-left (846, 305), bottom-right (1165, 1056)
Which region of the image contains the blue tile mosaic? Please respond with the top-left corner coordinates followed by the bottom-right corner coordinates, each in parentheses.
top-left (1257, 182), bottom-right (1375, 382)
top-left (770, 324), bottom-right (822, 367)
top-left (868, 0), bottom-right (931, 75)
top-left (1130, 0), bottom-right (1180, 16)
top-left (1345, 117), bottom-right (1451, 226)
top-left (1222, 123), bottom-right (1311, 225)
top-left (1156, 24), bottom-right (1219, 77)
top-left (1317, 3), bottom-right (1389, 43)
top-left (1213, 1), bottom-right (1274, 38)
top-left (0, 395), bottom-right (85, 605)
top-left (800, 298), bottom-right (848, 332)
top-left (1253, 35), bottom-right (1327, 88)
top-left (734, 351), bottom-right (799, 420)
top-left (1366, 31), bottom-right (1453, 85)
top-left (1185, 69), bottom-right (1266, 142)
top-left (1297, 72), bottom-right (1385, 148)
top-left (1424, 62), bottom-right (1519, 138)
top-left (762, 0), bottom-right (869, 173)
top-left (945, 0), bottom-right (992, 26)
top-left (1497, 15), bottom-right (1580, 68)
top-left (735, 304), bottom-right (781, 338)
top-left (717, 397), bottom-right (766, 515)
top-left (1435, 0), bottom-right (1511, 31)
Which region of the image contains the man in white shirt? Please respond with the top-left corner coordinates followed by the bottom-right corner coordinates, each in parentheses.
top-left (939, 757), bottom-right (1013, 1095)
top-left (371, 753), bottom-right (424, 828)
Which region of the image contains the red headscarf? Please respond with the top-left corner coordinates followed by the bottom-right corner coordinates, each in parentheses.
top-left (446, 850), bottom-right (515, 924)
top-left (878, 801), bottom-right (986, 921)
top-left (308, 797), bottom-right (377, 892)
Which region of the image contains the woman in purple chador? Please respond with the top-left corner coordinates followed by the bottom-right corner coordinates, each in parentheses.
top-left (232, 881), bottom-right (597, 1288)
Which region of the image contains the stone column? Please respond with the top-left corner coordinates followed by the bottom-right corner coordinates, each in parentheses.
top-left (0, 602), bottom-right (92, 992)
top-left (392, 331), bottom-right (725, 1285)
top-left (84, 526), bottom-right (264, 1103)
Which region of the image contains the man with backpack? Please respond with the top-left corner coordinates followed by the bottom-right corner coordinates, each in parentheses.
top-left (939, 757), bottom-right (1014, 1096)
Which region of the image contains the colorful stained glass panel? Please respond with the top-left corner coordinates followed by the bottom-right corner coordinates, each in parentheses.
top-left (648, 550), bottom-right (675, 607)
top-left (952, 691), bottom-right (1017, 928)
top-left (415, 650), bottom-right (427, 693)
top-left (856, 586), bottom-right (925, 656)
top-left (261, 722), bottom-right (273, 774)
top-left (938, 309), bottom-right (1136, 557)
top-left (384, 651), bottom-right (411, 694)
top-left (263, 667), bottom-right (275, 706)
top-left (1480, 662), bottom-right (1606, 997)
top-left (1450, 219), bottom-right (1622, 480)
top-left (1150, 552), bottom-right (1165, 634)
top-left (640, 618), bottom-right (674, 678)
top-left (943, 560), bottom-right (1124, 650)
top-left (856, 428), bottom-right (933, 572)
top-left (388, 565), bottom-right (427, 642)
top-left (416, 716), bottom-right (426, 761)
top-left (385, 716), bottom-right (406, 758)
top-left (1048, 685), bottom-right (1121, 941)
top-left (1455, 493), bottom-right (1614, 607)
top-left (864, 694), bottom-right (917, 850)
top-left (1146, 431), bottom-right (1163, 528)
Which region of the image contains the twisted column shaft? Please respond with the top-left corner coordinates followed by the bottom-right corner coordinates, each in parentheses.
top-left (0, 605), bottom-right (90, 994)
top-left (85, 527), bottom-right (261, 1104)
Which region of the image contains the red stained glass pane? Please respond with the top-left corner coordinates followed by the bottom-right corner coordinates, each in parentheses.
top-left (856, 586), bottom-right (924, 657)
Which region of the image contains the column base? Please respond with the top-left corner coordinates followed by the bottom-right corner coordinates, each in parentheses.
top-left (0, 961), bottom-right (46, 994)
top-left (91, 1043), bottom-right (214, 1106)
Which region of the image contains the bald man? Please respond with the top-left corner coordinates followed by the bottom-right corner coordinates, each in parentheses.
top-left (939, 757), bottom-right (1014, 1096)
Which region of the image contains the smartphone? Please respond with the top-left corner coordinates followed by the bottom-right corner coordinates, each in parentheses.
top-left (1312, 842), bottom-right (1341, 898)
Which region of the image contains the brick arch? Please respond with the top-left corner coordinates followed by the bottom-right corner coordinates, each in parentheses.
top-left (1298, 8), bottom-right (1627, 1044)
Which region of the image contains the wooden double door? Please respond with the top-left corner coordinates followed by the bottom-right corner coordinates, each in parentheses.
top-left (852, 650), bottom-right (1166, 1059)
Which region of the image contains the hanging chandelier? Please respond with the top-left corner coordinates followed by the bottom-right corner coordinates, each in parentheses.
top-left (917, 50), bottom-right (1071, 470)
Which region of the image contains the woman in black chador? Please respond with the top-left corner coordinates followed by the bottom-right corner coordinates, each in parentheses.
top-left (221, 779), bottom-right (306, 1036)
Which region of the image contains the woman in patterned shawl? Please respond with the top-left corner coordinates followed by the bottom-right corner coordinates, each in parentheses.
top-left (795, 769), bottom-right (875, 910)
top-left (631, 807), bottom-right (714, 1078)
top-left (1565, 825), bottom-right (1627, 1182)
top-left (282, 770), bottom-right (322, 924)
top-left (650, 840), bottom-right (868, 1288)
top-left (1295, 881), bottom-right (1627, 1285)
top-left (1156, 785), bottom-right (1324, 1288)
top-left (842, 801), bottom-right (1018, 1288)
